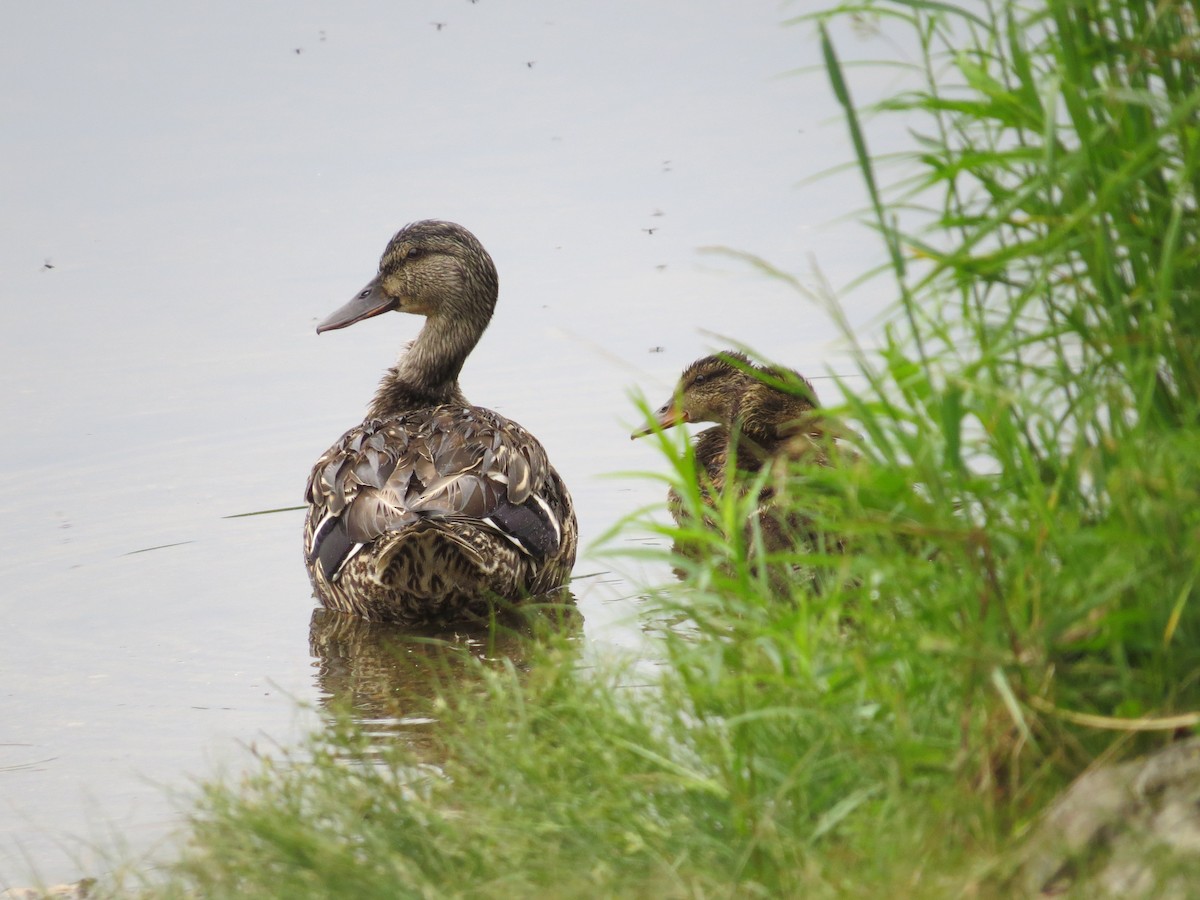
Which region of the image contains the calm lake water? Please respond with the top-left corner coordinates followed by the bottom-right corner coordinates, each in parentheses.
top-left (0, 1), bottom-right (904, 884)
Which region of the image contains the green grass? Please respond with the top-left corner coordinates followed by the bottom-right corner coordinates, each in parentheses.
top-left (128, 1), bottom-right (1200, 896)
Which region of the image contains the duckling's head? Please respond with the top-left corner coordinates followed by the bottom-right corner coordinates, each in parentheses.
top-left (631, 352), bottom-right (758, 439)
top-left (317, 220), bottom-right (499, 334)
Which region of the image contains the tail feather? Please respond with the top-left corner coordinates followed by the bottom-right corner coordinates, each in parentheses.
top-left (372, 519), bottom-right (523, 603)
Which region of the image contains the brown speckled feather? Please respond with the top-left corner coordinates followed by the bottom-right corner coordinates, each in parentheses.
top-left (304, 406), bottom-right (576, 625)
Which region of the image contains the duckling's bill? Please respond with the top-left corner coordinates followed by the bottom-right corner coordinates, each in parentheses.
top-left (317, 278), bottom-right (395, 333)
top-left (630, 403), bottom-right (689, 439)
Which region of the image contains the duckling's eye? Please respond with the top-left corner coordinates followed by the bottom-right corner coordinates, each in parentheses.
top-left (692, 374), bottom-right (707, 386)
top-left (406, 247), bottom-right (423, 260)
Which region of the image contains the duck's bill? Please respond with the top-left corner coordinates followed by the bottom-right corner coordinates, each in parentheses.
top-left (317, 278), bottom-right (394, 333)
top-left (630, 405), bottom-right (688, 439)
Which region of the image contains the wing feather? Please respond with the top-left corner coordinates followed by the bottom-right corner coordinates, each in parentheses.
top-left (306, 405), bottom-right (565, 581)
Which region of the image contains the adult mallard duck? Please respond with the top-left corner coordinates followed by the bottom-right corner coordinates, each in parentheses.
top-left (632, 351), bottom-right (829, 551)
top-left (304, 220), bottom-right (578, 626)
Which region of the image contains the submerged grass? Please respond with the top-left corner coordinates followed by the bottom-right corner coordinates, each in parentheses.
top-left (137, 1), bottom-right (1200, 896)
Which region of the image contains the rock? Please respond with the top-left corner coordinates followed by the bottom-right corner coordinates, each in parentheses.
top-left (1014, 737), bottom-right (1200, 896)
top-left (0, 880), bottom-right (94, 900)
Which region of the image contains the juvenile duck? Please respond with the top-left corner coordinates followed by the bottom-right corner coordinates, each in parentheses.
top-left (304, 221), bottom-right (578, 626)
top-left (632, 351), bottom-right (827, 549)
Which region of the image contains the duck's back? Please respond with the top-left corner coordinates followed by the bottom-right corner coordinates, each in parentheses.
top-left (304, 404), bottom-right (577, 625)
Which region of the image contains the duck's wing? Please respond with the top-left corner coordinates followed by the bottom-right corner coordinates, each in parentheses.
top-left (305, 406), bottom-right (564, 581)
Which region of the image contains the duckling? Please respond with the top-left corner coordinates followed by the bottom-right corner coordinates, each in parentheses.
top-left (304, 221), bottom-right (578, 626)
top-left (632, 351), bottom-right (828, 551)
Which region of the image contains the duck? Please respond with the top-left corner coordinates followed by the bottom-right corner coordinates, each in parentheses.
top-left (631, 351), bottom-right (830, 552)
top-left (304, 220), bottom-right (578, 626)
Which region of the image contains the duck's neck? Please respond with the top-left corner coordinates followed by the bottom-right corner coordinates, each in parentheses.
top-left (726, 420), bottom-right (772, 471)
top-left (367, 313), bottom-right (480, 418)
top-left (737, 390), bottom-right (818, 446)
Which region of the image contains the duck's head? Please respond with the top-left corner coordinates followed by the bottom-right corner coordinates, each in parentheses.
top-left (317, 220), bottom-right (499, 334)
top-left (631, 352), bottom-right (757, 439)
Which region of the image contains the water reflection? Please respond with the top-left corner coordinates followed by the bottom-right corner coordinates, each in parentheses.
top-left (307, 595), bottom-right (581, 755)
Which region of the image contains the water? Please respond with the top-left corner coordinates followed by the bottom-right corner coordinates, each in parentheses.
top-left (0, 0), bottom-right (904, 884)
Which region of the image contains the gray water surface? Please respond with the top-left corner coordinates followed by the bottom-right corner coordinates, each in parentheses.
top-left (0, 1), bottom-right (903, 883)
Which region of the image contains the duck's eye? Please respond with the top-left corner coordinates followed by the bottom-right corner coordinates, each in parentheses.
top-left (692, 374), bottom-right (707, 386)
top-left (406, 247), bottom-right (423, 260)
